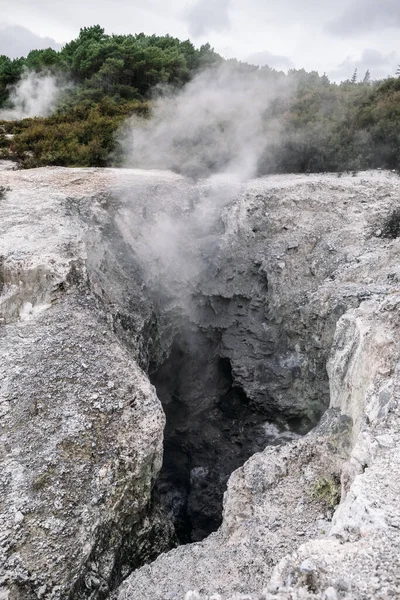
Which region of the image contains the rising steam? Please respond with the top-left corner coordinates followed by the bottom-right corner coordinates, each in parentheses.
top-left (118, 63), bottom-right (294, 304)
top-left (0, 70), bottom-right (68, 121)
top-left (121, 63), bottom-right (291, 180)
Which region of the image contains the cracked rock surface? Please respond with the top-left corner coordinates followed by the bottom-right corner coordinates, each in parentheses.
top-left (0, 167), bottom-right (174, 599)
top-left (114, 170), bottom-right (400, 599)
top-left (1, 165), bottom-right (400, 600)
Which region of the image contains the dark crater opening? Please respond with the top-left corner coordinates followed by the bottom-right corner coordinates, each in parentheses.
top-left (87, 204), bottom-right (326, 553)
top-left (149, 326), bottom-right (296, 543)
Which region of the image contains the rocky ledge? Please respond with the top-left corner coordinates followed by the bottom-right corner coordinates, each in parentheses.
top-left (1, 164), bottom-right (400, 600)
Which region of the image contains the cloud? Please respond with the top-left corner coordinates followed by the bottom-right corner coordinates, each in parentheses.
top-left (326, 0), bottom-right (400, 37)
top-left (328, 48), bottom-right (399, 82)
top-left (183, 0), bottom-right (232, 37)
top-left (246, 50), bottom-right (293, 70)
top-left (0, 23), bottom-right (61, 58)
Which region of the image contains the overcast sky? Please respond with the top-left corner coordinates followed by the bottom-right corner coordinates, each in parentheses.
top-left (0, 0), bottom-right (399, 81)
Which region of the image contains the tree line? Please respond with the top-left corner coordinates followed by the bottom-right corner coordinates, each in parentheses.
top-left (0, 25), bottom-right (399, 173)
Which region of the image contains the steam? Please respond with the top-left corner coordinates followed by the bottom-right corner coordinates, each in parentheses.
top-left (117, 175), bottom-right (240, 301)
top-left (118, 63), bottom-right (294, 306)
top-left (0, 70), bottom-right (68, 121)
top-left (121, 63), bottom-right (290, 180)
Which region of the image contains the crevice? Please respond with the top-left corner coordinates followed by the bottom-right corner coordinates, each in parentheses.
top-left (381, 207), bottom-right (400, 239)
top-left (81, 191), bottom-right (339, 585)
top-left (149, 325), bottom-right (298, 543)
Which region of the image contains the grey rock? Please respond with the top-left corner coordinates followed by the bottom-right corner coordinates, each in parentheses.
top-left (0, 168), bottom-right (175, 598)
top-left (1, 167), bottom-right (400, 600)
top-left (113, 170), bottom-right (400, 600)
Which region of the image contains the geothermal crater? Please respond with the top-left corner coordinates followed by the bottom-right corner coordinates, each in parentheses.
top-left (102, 177), bottom-right (335, 547)
top-left (149, 322), bottom-right (298, 543)
top-left (100, 175), bottom-right (340, 547)
top-left (1, 166), bottom-right (400, 600)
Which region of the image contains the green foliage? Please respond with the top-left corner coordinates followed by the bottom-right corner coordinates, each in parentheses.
top-left (1, 99), bottom-right (150, 168)
top-left (0, 25), bottom-right (222, 110)
top-left (0, 55), bottom-right (24, 106)
top-left (56, 26), bottom-right (219, 98)
top-left (0, 25), bottom-right (400, 172)
top-left (24, 48), bottom-right (63, 72)
top-left (258, 74), bottom-right (400, 174)
top-left (0, 26), bottom-right (224, 168)
top-left (363, 70), bottom-right (371, 84)
top-left (311, 476), bottom-right (341, 508)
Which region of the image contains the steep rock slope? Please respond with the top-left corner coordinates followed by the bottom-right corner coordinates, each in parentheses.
top-left (1, 165), bottom-right (400, 600)
top-left (113, 170), bottom-right (400, 599)
top-left (114, 169), bottom-right (400, 544)
top-left (0, 167), bottom-right (174, 599)
top-left (264, 297), bottom-right (400, 600)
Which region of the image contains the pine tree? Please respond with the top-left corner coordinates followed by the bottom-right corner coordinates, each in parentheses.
top-left (351, 68), bottom-right (358, 84)
top-left (321, 72), bottom-right (330, 85)
top-left (396, 65), bottom-right (400, 77)
top-left (363, 69), bottom-right (371, 84)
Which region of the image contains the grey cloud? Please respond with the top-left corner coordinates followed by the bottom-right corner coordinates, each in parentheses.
top-left (246, 50), bottom-right (293, 70)
top-left (360, 48), bottom-right (398, 66)
top-left (326, 0), bottom-right (400, 37)
top-left (0, 24), bottom-right (62, 58)
top-left (329, 49), bottom-right (399, 82)
top-left (183, 0), bottom-right (231, 37)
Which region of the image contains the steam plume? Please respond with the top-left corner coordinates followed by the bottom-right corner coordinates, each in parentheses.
top-left (0, 70), bottom-right (68, 121)
top-left (118, 63), bottom-right (294, 304)
top-left (121, 63), bottom-right (291, 180)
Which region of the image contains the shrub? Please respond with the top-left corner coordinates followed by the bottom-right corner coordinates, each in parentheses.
top-left (311, 475), bottom-right (341, 508)
top-left (7, 100), bottom-right (150, 168)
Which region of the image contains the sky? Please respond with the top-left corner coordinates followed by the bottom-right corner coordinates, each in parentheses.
top-left (0, 0), bottom-right (399, 81)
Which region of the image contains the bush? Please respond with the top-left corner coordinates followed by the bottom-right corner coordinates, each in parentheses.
top-left (6, 100), bottom-right (150, 168)
top-left (311, 475), bottom-right (341, 508)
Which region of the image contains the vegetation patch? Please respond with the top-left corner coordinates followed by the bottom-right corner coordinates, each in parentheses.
top-left (0, 100), bottom-right (150, 168)
top-left (1, 25), bottom-right (400, 172)
top-left (0, 186), bottom-right (9, 200)
top-left (311, 475), bottom-right (341, 508)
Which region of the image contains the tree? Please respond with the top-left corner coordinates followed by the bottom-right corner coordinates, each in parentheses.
top-left (24, 48), bottom-right (62, 72)
top-left (396, 65), bottom-right (400, 77)
top-left (363, 69), bottom-right (371, 84)
top-left (0, 55), bottom-right (24, 107)
top-left (321, 72), bottom-right (330, 85)
top-left (351, 68), bottom-right (358, 84)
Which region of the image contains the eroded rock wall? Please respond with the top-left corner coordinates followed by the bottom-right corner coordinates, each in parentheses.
top-left (0, 168), bottom-right (174, 599)
top-left (264, 297), bottom-right (400, 599)
top-left (113, 170), bottom-right (400, 599)
top-left (1, 165), bottom-right (400, 600)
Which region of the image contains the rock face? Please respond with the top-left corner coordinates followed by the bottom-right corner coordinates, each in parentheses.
top-left (113, 169), bottom-right (400, 599)
top-left (115, 168), bottom-right (400, 545)
top-left (264, 298), bottom-right (400, 600)
top-left (1, 164), bottom-right (400, 600)
top-left (121, 296), bottom-right (400, 600)
top-left (0, 167), bottom-right (174, 599)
